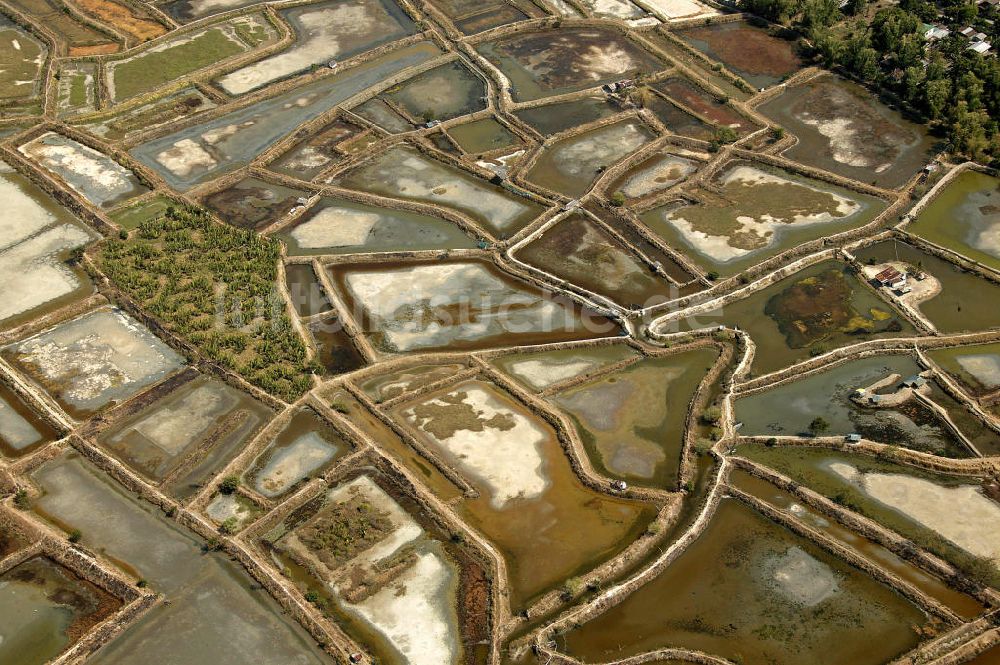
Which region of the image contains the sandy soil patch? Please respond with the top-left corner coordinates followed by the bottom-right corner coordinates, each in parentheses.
top-left (218, 0), bottom-right (408, 94)
top-left (343, 262), bottom-right (574, 352)
top-left (956, 354), bottom-right (1000, 390)
top-left (290, 206), bottom-right (378, 248)
top-left (5, 308), bottom-right (184, 414)
top-left (619, 154), bottom-right (697, 198)
top-left (641, 0), bottom-right (716, 19)
top-left (404, 383), bottom-right (549, 508)
top-left (20, 133), bottom-right (143, 207)
top-left (762, 546), bottom-right (839, 607)
top-left (507, 358), bottom-right (595, 389)
top-left (252, 432), bottom-right (340, 497)
top-left (830, 462), bottom-right (1000, 564)
top-left (579, 0), bottom-right (645, 19)
top-left (129, 383), bottom-right (236, 455)
top-left (861, 262), bottom-right (941, 310)
top-left (0, 225), bottom-right (93, 323)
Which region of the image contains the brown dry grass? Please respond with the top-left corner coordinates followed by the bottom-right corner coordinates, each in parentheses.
top-left (70, 0), bottom-right (167, 41)
top-left (68, 43), bottom-right (119, 55)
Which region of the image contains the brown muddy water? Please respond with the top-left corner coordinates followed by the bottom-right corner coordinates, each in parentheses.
top-left (394, 378), bottom-right (658, 610)
top-left (559, 497), bottom-right (929, 665)
top-left (730, 468), bottom-right (985, 618)
top-left (551, 347), bottom-right (719, 488)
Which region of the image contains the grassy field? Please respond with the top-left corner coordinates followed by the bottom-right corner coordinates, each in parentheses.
top-left (110, 27), bottom-right (246, 100)
top-left (97, 206), bottom-right (314, 401)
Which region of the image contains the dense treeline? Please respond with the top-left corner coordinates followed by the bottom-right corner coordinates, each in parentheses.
top-left (742, 0), bottom-right (1000, 163)
top-left (98, 206), bottom-right (314, 401)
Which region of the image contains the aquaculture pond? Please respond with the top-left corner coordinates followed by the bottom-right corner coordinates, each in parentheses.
top-left (19, 133), bottom-right (148, 208)
top-left (394, 379), bottom-right (658, 609)
top-left (0, 161), bottom-right (96, 328)
top-left (552, 346), bottom-right (720, 487)
top-left (0, 556), bottom-right (121, 665)
top-left (332, 145), bottom-right (543, 236)
top-left (760, 74), bottom-right (935, 189)
top-left (606, 151), bottom-right (700, 201)
top-left (0, 381), bottom-right (59, 458)
top-left (130, 41), bottom-right (441, 190)
top-left (729, 469), bottom-right (985, 619)
top-left (3, 307), bottom-right (185, 419)
top-left (448, 118), bottom-right (521, 155)
top-left (854, 240), bottom-right (1000, 333)
top-left (515, 214), bottom-right (679, 308)
top-left (31, 454), bottom-right (333, 665)
top-left (262, 472), bottom-right (487, 665)
top-left (382, 61), bottom-right (487, 123)
top-left (320, 385), bottom-right (467, 502)
top-left (736, 445), bottom-right (1000, 586)
top-left (525, 120), bottom-right (655, 198)
top-left (203, 177), bottom-right (309, 232)
top-left (559, 498), bottom-right (929, 665)
top-left (276, 197), bottom-right (476, 255)
top-left (641, 162), bottom-right (885, 277)
top-left (268, 117), bottom-right (366, 180)
top-left (244, 406), bottom-right (351, 499)
top-left (358, 361), bottom-right (469, 402)
top-left (514, 96), bottom-right (621, 136)
top-left (81, 87), bottom-right (217, 142)
top-left (285, 263), bottom-right (333, 318)
top-left (655, 77), bottom-right (754, 132)
top-left (216, 0), bottom-right (415, 95)
top-left (928, 342), bottom-right (1000, 397)
top-left (491, 342), bottom-right (640, 392)
top-left (109, 195), bottom-right (176, 229)
top-left (477, 27), bottom-right (664, 102)
top-left (162, 0), bottom-right (267, 21)
top-left (329, 259), bottom-right (617, 354)
top-left (677, 21), bottom-right (804, 90)
top-left (97, 374), bottom-right (272, 498)
top-left (672, 260), bottom-right (915, 374)
top-left (907, 170), bottom-right (1000, 272)
top-left (306, 315), bottom-right (366, 374)
top-left (735, 354), bottom-right (977, 458)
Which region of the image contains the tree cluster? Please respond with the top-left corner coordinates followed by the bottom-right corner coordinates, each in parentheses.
top-left (98, 206), bottom-right (313, 401)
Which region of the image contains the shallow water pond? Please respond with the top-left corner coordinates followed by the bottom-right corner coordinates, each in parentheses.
top-left (491, 343), bottom-right (639, 391)
top-left (395, 379), bottom-right (657, 609)
top-left (4, 307), bottom-right (185, 419)
top-left (245, 406), bottom-right (351, 499)
top-left (276, 197), bottom-right (477, 255)
top-left (735, 354), bottom-right (974, 458)
top-left (98, 374), bottom-right (272, 498)
top-left (736, 445), bottom-right (1000, 587)
top-left (32, 454), bottom-right (332, 665)
top-left (0, 556), bottom-right (121, 665)
top-left (560, 498), bottom-right (928, 665)
top-left (332, 145), bottom-right (543, 235)
top-left (516, 214), bottom-right (679, 307)
top-left (760, 74), bottom-right (935, 189)
top-left (0, 162), bottom-right (96, 328)
top-left (854, 240), bottom-right (1000, 333)
top-left (131, 42), bottom-right (441, 190)
top-left (552, 347), bottom-right (719, 487)
top-left (908, 170), bottom-right (1000, 272)
top-left (641, 163), bottom-right (884, 277)
top-left (671, 260), bottom-right (914, 375)
top-left (526, 120), bottom-right (654, 198)
top-left (20, 133), bottom-right (148, 208)
top-left (330, 259), bottom-right (617, 354)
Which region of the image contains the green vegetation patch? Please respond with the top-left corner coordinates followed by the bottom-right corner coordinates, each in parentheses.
top-left (296, 494), bottom-right (395, 569)
top-left (97, 206), bottom-right (312, 401)
top-left (110, 27), bottom-right (246, 100)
